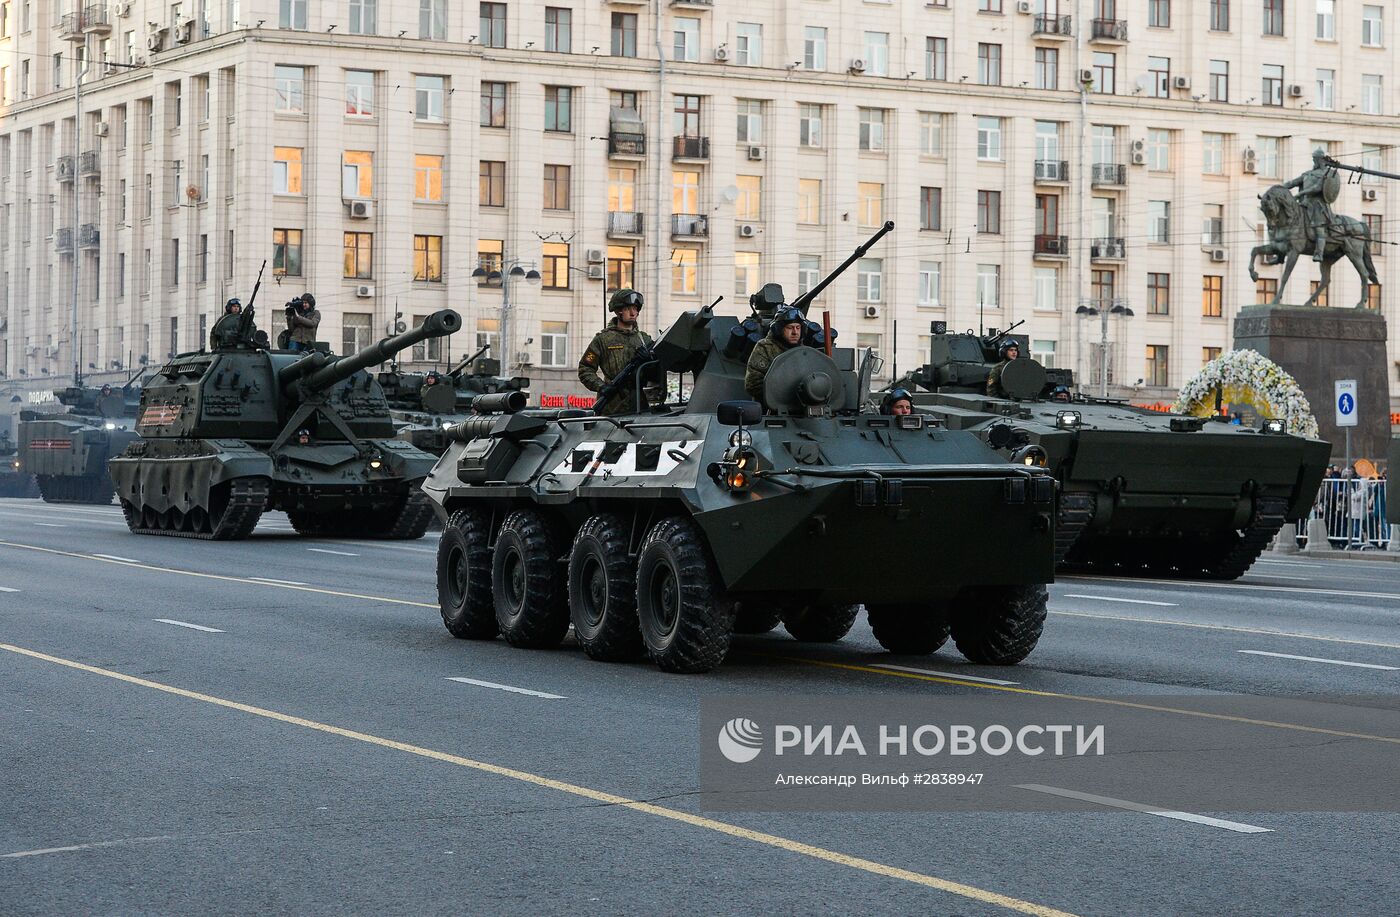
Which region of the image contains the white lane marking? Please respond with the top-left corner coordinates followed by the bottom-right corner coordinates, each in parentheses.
top-left (249, 576), bottom-right (310, 586)
top-left (1237, 650), bottom-right (1399, 671)
top-left (306, 548), bottom-right (359, 557)
top-left (1243, 573), bottom-right (1311, 581)
top-left (1051, 610), bottom-right (1400, 650)
top-left (1253, 560), bottom-right (1333, 569)
top-left (0, 587), bottom-right (19, 593)
top-left (91, 553), bottom-right (139, 563)
top-left (1062, 594), bottom-right (1178, 607)
top-left (153, 618), bottom-right (225, 633)
top-left (33, 523), bottom-right (66, 528)
top-left (869, 663), bottom-right (1019, 686)
top-left (1063, 575), bottom-right (1400, 603)
top-left (445, 676), bottom-right (565, 699)
top-left (1, 835), bottom-right (177, 858)
top-left (1016, 784), bottom-right (1272, 834)
top-left (325, 540), bottom-right (435, 554)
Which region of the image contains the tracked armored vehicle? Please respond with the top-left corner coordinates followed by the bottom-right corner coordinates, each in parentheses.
top-left (424, 225), bottom-right (1060, 673)
top-left (380, 346), bottom-right (530, 456)
top-left (0, 417), bottom-right (39, 498)
top-left (109, 308), bottom-right (461, 540)
top-left (896, 325), bottom-right (1330, 579)
top-left (17, 380), bottom-right (142, 504)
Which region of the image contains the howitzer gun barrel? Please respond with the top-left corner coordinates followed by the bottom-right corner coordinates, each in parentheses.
top-left (791, 221), bottom-right (894, 314)
top-left (301, 309), bottom-right (462, 391)
top-left (448, 344), bottom-right (492, 378)
top-left (277, 351), bottom-right (331, 387)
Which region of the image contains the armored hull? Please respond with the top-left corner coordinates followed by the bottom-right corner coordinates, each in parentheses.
top-left (17, 386), bottom-right (140, 504)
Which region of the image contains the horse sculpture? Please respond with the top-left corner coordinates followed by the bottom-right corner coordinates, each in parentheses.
top-left (1249, 184), bottom-right (1378, 309)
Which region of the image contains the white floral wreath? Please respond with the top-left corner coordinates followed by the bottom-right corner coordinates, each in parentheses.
top-left (1171, 349), bottom-right (1320, 439)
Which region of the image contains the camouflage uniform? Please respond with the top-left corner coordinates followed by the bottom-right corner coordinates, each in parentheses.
top-left (744, 337), bottom-right (795, 408)
top-left (287, 307), bottom-right (321, 346)
top-left (578, 320), bottom-right (655, 415)
top-left (986, 360), bottom-right (1012, 397)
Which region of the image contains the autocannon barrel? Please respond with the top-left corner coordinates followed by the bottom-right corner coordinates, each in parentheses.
top-left (446, 417), bottom-right (499, 442)
top-left (300, 309), bottom-right (462, 391)
top-left (471, 391), bottom-right (527, 414)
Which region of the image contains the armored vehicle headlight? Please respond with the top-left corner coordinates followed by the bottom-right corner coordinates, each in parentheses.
top-left (1262, 418), bottom-right (1285, 434)
top-left (104, 422), bottom-right (117, 430)
top-left (369, 456), bottom-right (384, 470)
top-left (727, 469), bottom-right (750, 490)
top-left (733, 446), bottom-right (757, 471)
top-left (1054, 410), bottom-right (1081, 430)
top-left (1011, 445), bottom-right (1048, 467)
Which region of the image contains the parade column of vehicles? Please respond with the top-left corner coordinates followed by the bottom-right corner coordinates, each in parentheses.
top-left (16, 379), bottom-right (143, 504)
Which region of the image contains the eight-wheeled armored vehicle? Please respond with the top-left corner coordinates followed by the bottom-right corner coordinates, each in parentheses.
top-left (380, 346), bottom-right (530, 456)
top-left (17, 379), bottom-right (142, 503)
top-left (896, 325), bottom-right (1331, 579)
top-left (424, 225), bottom-right (1061, 673)
top-left (109, 308), bottom-right (461, 539)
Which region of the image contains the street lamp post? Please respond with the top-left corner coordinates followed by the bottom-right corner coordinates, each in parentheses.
top-left (1075, 299), bottom-right (1134, 398)
top-left (471, 258), bottom-right (541, 372)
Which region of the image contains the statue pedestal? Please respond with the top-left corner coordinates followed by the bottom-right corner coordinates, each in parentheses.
top-left (1233, 305), bottom-right (1390, 464)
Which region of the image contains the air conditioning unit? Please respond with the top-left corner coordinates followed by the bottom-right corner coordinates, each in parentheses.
top-left (746, 145), bottom-right (764, 161)
top-left (1078, 68), bottom-right (1095, 85)
top-left (348, 199), bottom-right (374, 219)
top-left (737, 223), bottom-right (757, 238)
top-left (1210, 248), bottom-right (1228, 262)
top-left (1287, 84), bottom-right (1304, 98)
top-left (1016, 1), bottom-right (1032, 13)
top-left (1242, 148), bottom-right (1258, 173)
top-left (864, 304), bottom-right (881, 318)
top-left (115, 2), bottom-right (132, 16)
top-left (146, 29), bottom-right (165, 52)
top-left (585, 247), bottom-right (605, 263)
top-left (1362, 188), bottom-right (1378, 202)
top-left (174, 20), bottom-right (193, 43)
top-left (1131, 151), bottom-right (1146, 165)
top-left (94, 121), bottom-right (110, 137)
top-left (849, 58), bottom-right (867, 74)
top-left (515, 351), bottom-right (533, 365)
top-left (1130, 139), bottom-right (1146, 154)
top-left (355, 284), bottom-right (375, 298)
top-left (713, 46), bottom-right (729, 62)
top-left (586, 264), bottom-right (605, 280)
top-left (1172, 76), bottom-right (1191, 91)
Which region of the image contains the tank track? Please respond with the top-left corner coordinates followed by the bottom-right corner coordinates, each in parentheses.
top-left (36, 473), bottom-right (115, 505)
top-left (120, 478), bottom-right (268, 540)
top-left (286, 487), bottom-right (433, 540)
top-left (1054, 492), bottom-right (1096, 566)
top-left (380, 487), bottom-right (435, 539)
top-left (1192, 496), bottom-right (1289, 581)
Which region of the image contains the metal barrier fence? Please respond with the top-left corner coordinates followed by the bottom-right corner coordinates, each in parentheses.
top-left (1299, 478), bottom-right (1391, 550)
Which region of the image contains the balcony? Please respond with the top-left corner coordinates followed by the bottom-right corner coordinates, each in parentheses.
top-left (673, 136), bottom-right (710, 161)
top-left (82, 5), bottom-right (112, 34)
top-left (1034, 234), bottom-right (1070, 258)
top-left (670, 0), bottom-right (713, 6)
top-left (1091, 162), bottom-right (1126, 187)
top-left (1090, 18), bottom-right (1127, 42)
top-left (79, 151), bottom-right (100, 177)
top-left (56, 156), bottom-right (76, 183)
top-left (55, 228), bottom-right (74, 252)
top-left (58, 12), bottom-right (85, 41)
top-left (1032, 14), bottom-right (1073, 38)
top-left (606, 0), bottom-right (648, 5)
top-left (608, 211), bottom-right (645, 238)
top-left (79, 224), bottom-right (100, 249)
top-left (1034, 159), bottom-right (1069, 183)
top-left (608, 131), bottom-right (646, 158)
top-left (1090, 237), bottom-right (1126, 261)
top-left (672, 214), bottom-right (709, 238)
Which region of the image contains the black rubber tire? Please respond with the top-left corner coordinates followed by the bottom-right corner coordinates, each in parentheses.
top-left (733, 602), bottom-right (783, 635)
top-left (867, 604), bottom-right (952, 655)
top-left (635, 517), bottom-right (734, 673)
top-left (949, 584), bottom-right (1048, 666)
top-left (438, 508), bottom-right (498, 639)
top-left (492, 509), bottom-right (569, 648)
top-left (781, 603), bottom-right (860, 643)
top-left (567, 514), bottom-right (644, 662)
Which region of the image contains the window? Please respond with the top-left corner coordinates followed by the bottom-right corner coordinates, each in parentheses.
top-left (415, 75), bottom-right (445, 122)
top-left (1148, 0), bottom-right (1169, 27)
top-left (977, 116), bottom-right (1002, 161)
top-left (1200, 346), bottom-right (1221, 366)
top-left (1147, 272), bottom-right (1170, 314)
top-left (477, 239), bottom-right (503, 284)
top-left (479, 2), bottom-right (505, 47)
top-left (1308, 280), bottom-right (1329, 307)
top-left (610, 90), bottom-right (639, 114)
top-left (273, 146), bottom-right (303, 194)
top-left (540, 321), bottom-right (568, 367)
top-left (342, 150), bottom-right (372, 199)
top-left (280, 0), bottom-right (306, 29)
top-left (476, 318), bottom-right (500, 354)
top-left (1257, 136), bottom-right (1280, 178)
top-left (672, 18), bottom-right (698, 61)
top-left (479, 161), bottom-right (505, 207)
top-left (1201, 276), bottom-right (1223, 318)
top-left (481, 81), bottom-right (507, 127)
top-left (918, 113), bottom-right (944, 156)
top-left (272, 228), bottom-right (302, 276)
top-left (736, 100), bottom-right (762, 144)
top-left (1091, 124), bottom-right (1116, 166)
top-left (1202, 203), bottom-right (1224, 245)
top-left (1263, 0), bottom-right (1285, 35)
top-left (544, 86), bottom-right (572, 132)
top-left (1256, 278), bottom-right (1278, 304)
top-left (857, 182), bottom-right (883, 227)
top-left (979, 0), bottom-right (1002, 10)
top-left (977, 190), bottom-right (1001, 234)
top-left (864, 32), bottom-right (888, 76)
top-left (1034, 47), bottom-right (1058, 90)
top-left (1367, 285), bottom-right (1382, 310)
top-left (417, 0), bottom-right (445, 39)
top-left (736, 22), bottom-right (762, 66)
top-left (1147, 57), bottom-right (1169, 98)
top-left (345, 70), bottom-right (374, 117)
top-left (1316, 0), bottom-right (1334, 39)
top-left (415, 154), bottom-right (444, 202)
top-left (543, 164), bottom-right (570, 210)
top-left (1210, 0), bottom-right (1229, 30)
top-left (413, 235), bottom-right (443, 282)
top-left (1261, 64), bottom-right (1283, 106)
top-left (671, 249), bottom-right (697, 294)
top-left (541, 242), bottom-right (569, 289)
top-left (735, 175), bottom-right (762, 221)
top-left (1316, 69), bottom-right (1334, 110)
top-left (1365, 213), bottom-right (1383, 255)
top-left (349, 0), bottom-right (376, 35)
top-left (1207, 60), bottom-right (1228, 102)
top-left (804, 26), bottom-right (827, 70)
top-left (1036, 194), bottom-right (1059, 237)
top-left (919, 262), bottom-right (941, 307)
top-left (799, 105), bottom-right (823, 148)
top-left (611, 12), bottom-right (636, 57)
top-left (734, 252), bottom-right (759, 297)
top-left (1091, 197), bottom-right (1117, 240)
top-left (1148, 201), bottom-right (1170, 243)
top-left (856, 258), bottom-right (883, 303)
top-left (342, 314), bottom-right (372, 354)
top-left (1361, 145), bottom-right (1383, 183)
top-left (797, 178), bottom-right (821, 224)
top-left (343, 232), bottom-right (373, 279)
top-left (1202, 134), bottom-right (1224, 174)
top-left (797, 255), bottom-right (821, 297)
top-left (606, 245), bottom-right (635, 293)
top-left (1362, 75), bottom-right (1383, 115)
top-left (410, 314), bottom-right (442, 361)
top-left (976, 265), bottom-right (1000, 308)
top-left (545, 7), bottom-right (571, 52)
top-left (1145, 345), bottom-right (1170, 387)
top-left (144, 248), bottom-right (152, 294)
top-left (145, 173), bottom-right (153, 217)
top-left (1091, 51), bottom-right (1115, 94)
top-left (672, 170), bottom-right (699, 213)
top-left (924, 36), bottom-right (948, 82)
top-left (858, 108), bottom-right (885, 152)
top-left (609, 167), bottom-right (637, 212)
top-left (977, 43), bottom-right (1001, 86)
top-left (920, 187), bottom-right (942, 231)
top-left (1363, 5), bottom-right (1383, 46)
top-left (274, 65), bottom-right (304, 112)
top-left (171, 239), bottom-right (180, 287)
top-left (1030, 270), bottom-right (1057, 313)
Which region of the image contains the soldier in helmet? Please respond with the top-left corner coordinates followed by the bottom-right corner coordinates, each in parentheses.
top-left (1049, 385), bottom-right (1073, 404)
top-left (880, 388), bottom-right (914, 416)
top-left (578, 288), bottom-right (655, 415)
top-left (986, 340), bottom-right (1020, 397)
top-left (285, 292), bottom-right (322, 352)
top-left (745, 306), bottom-right (807, 410)
top-left (209, 298), bottom-right (244, 349)
top-left (1284, 149), bottom-right (1338, 263)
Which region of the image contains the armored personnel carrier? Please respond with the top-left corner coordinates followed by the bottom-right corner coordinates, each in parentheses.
top-left (423, 225), bottom-right (1060, 673)
top-left (380, 346), bottom-right (530, 456)
top-left (0, 417), bottom-right (39, 498)
top-left (895, 325), bottom-right (1330, 579)
top-left (17, 378), bottom-right (142, 504)
top-left (109, 307), bottom-right (461, 540)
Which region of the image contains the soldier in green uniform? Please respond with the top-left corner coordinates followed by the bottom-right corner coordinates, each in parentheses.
top-left (745, 306), bottom-right (806, 410)
top-left (986, 341), bottom-right (1020, 397)
top-left (579, 288), bottom-right (655, 416)
top-left (209, 298), bottom-right (246, 349)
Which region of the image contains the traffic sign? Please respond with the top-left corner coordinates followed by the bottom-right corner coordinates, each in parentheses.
top-left (1335, 380), bottom-right (1358, 428)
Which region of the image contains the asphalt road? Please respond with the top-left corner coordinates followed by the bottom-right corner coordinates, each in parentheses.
top-left (2, 496), bottom-right (1398, 916)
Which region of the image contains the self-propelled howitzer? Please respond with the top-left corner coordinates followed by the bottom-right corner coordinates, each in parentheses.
top-left (379, 346), bottom-right (531, 456)
top-left (109, 310), bottom-right (462, 540)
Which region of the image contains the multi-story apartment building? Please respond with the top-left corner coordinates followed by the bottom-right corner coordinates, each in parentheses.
top-left (2, 0), bottom-right (1399, 409)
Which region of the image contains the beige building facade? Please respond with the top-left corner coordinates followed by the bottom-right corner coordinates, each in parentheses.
top-left (2, 0), bottom-right (1399, 409)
